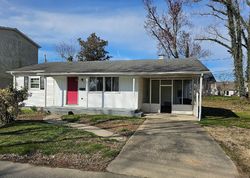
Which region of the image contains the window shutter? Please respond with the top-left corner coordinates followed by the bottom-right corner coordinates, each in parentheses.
top-left (40, 76), bottom-right (45, 90)
top-left (24, 76), bottom-right (29, 89)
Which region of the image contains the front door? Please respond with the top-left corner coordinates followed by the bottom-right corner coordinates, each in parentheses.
top-left (161, 86), bottom-right (172, 113)
top-left (67, 77), bottom-right (78, 105)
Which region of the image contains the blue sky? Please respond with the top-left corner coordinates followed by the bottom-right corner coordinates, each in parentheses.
top-left (0, 0), bottom-right (236, 80)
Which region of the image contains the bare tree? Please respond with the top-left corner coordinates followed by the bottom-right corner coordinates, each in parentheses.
top-left (196, 0), bottom-right (245, 97)
top-left (240, 1), bottom-right (250, 98)
top-left (143, 0), bottom-right (209, 59)
top-left (55, 41), bottom-right (77, 62)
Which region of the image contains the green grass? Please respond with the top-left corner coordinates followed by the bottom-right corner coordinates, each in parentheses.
top-left (20, 108), bottom-right (38, 115)
top-left (61, 115), bottom-right (81, 122)
top-left (200, 112), bottom-right (250, 128)
top-left (0, 121), bottom-right (119, 157)
top-left (201, 96), bottom-right (250, 128)
top-left (61, 114), bottom-right (138, 124)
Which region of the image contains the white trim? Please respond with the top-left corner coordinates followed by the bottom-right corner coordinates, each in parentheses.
top-left (199, 74), bottom-right (203, 121)
top-left (29, 76), bottom-right (40, 90)
top-left (86, 77), bottom-right (89, 108)
top-left (45, 77), bottom-right (47, 107)
top-left (33, 71), bottom-right (211, 76)
top-left (132, 78), bottom-right (135, 93)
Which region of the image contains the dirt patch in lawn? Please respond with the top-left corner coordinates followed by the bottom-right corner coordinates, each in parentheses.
top-left (205, 126), bottom-right (250, 178)
top-left (94, 119), bottom-right (143, 137)
top-left (0, 151), bottom-right (118, 171)
top-left (0, 121), bottom-right (124, 171)
top-left (17, 113), bottom-right (46, 120)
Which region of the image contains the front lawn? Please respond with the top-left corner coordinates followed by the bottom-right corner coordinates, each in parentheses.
top-left (17, 107), bottom-right (47, 120)
top-left (0, 121), bottom-right (122, 171)
top-left (62, 114), bottom-right (145, 137)
top-left (200, 96), bottom-right (250, 177)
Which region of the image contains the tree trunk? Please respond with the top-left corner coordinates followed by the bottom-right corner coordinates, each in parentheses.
top-left (227, 0), bottom-right (245, 97)
top-left (247, 22), bottom-right (250, 99)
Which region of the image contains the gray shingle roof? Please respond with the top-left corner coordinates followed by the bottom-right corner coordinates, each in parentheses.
top-left (9, 58), bottom-right (210, 74)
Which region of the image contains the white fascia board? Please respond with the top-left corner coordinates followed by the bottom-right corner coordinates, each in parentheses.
top-left (6, 70), bottom-right (45, 75)
top-left (36, 71), bottom-right (210, 76)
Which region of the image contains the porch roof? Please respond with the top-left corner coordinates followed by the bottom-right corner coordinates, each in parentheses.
top-left (8, 58), bottom-right (210, 76)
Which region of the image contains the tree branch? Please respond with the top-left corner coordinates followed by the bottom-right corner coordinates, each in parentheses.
top-left (196, 37), bottom-right (231, 51)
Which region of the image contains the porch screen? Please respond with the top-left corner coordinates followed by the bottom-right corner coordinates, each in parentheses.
top-left (151, 80), bottom-right (159, 103)
top-left (105, 77), bottom-right (119, 91)
top-left (89, 77), bottom-right (103, 91)
top-left (143, 78), bottom-right (150, 103)
top-left (173, 80), bottom-right (192, 105)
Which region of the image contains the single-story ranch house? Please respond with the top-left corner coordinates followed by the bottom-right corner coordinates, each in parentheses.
top-left (7, 58), bottom-right (212, 120)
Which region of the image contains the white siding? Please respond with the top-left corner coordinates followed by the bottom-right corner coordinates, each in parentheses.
top-left (53, 76), bottom-right (66, 106)
top-left (46, 77), bottom-right (54, 106)
top-left (78, 76), bottom-right (87, 107)
top-left (15, 76), bottom-right (24, 90)
top-left (16, 76), bottom-right (45, 107)
top-left (88, 92), bottom-right (103, 108)
top-left (86, 76), bottom-right (139, 109)
top-left (15, 75), bottom-right (140, 110)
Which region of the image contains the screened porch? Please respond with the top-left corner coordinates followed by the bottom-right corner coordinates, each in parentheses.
top-left (141, 78), bottom-right (199, 115)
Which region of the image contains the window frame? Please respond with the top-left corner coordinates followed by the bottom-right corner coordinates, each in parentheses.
top-left (30, 77), bottom-right (40, 89)
top-left (105, 77), bottom-right (119, 92)
top-left (89, 77), bottom-right (103, 92)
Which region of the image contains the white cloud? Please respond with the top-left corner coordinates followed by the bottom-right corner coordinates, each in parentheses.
top-left (0, 0), bottom-right (157, 58)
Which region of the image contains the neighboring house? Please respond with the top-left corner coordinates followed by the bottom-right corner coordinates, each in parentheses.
top-left (0, 26), bottom-right (40, 88)
top-left (210, 81), bottom-right (237, 96)
top-left (7, 58), bottom-right (212, 119)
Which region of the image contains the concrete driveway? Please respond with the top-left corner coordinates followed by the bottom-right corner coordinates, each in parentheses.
top-left (0, 161), bottom-right (137, 178)
top-left (107, 116), bottom-right (239, 178)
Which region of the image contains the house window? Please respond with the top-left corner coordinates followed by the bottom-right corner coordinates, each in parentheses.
top-left (89, 77), bottom-right (103, 91)
top-left (40, 76), bottom-right (45, 90)
top-left (151, 80), bottom-right (160, 103)
top-left (173, 80), bottom-right (192, 105)
top-left (143, 78), bottom-right (150, 103)
top-left (24, 76), bottom-right (29, 89)
top-left (30, 77), bottom-right (40, 89)
top-left (105, 77), bottom-right (119, 91)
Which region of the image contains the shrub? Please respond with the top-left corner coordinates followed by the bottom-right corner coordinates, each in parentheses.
top-left (0, 87), bottom-right (28, 124)
top-left (61, 114), bottom-right (81, 122)
top-left (30, 106), bottom-right (38, 112)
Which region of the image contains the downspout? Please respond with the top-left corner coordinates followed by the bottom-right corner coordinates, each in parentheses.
top-left (199, 73), bottom-right (203, 121)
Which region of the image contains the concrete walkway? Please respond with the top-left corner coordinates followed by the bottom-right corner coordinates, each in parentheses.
top-left (0, 161), bottom-right (138, 178)
top-left (44, 114), bottom-right (125, 141)
top-left (107, 117), bottom-right (239, 178)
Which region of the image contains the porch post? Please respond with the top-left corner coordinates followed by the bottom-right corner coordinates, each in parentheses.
top-left (132, 78), bottom-right (135, 93)
top-left (44, 77), bottom-right (47, 107)
top-left (86, 77), bottom-right (89, 108)
top-left (149, 79), bottom-right (152, 104)
top-left (13, 74), bottom-right (16, 88)
top-left (199, 73), bottom-right (203, 121)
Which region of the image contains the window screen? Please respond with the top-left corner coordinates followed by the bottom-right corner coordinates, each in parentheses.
top-left (105, 77), bottom-right (119, 91)
top-left (89, 77), bottom-right (103, 91)
top-left (151, 80), bottom-right (159, 103)
top-left (143, 78), bottom-right (150, 103)
top-left (30, 78), bottom-right (40, 89)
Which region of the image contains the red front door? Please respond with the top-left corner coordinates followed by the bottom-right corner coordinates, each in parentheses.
top-left (67, 77), bottom-right (78, 105)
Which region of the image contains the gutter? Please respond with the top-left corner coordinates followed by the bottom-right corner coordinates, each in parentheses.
top-left (35, 71), bottom-right (211, 76)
